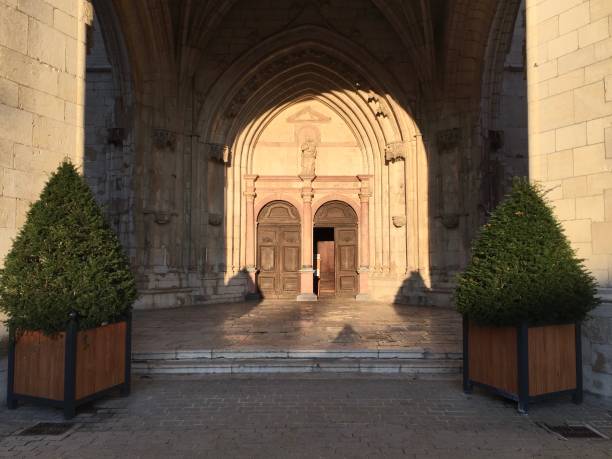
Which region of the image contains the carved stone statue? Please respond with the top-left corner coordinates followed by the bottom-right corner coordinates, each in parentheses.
top-left (300, 138), bottom-right (317, 176)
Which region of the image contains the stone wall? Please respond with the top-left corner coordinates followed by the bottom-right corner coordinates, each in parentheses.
top-left (0, 0), bottom-right (88, 262)
top-left (526, 0), bottom-right (612, 398)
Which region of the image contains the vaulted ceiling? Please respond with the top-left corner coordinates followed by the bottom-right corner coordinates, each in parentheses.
top-left (105, 0), bottom-right (520, 107)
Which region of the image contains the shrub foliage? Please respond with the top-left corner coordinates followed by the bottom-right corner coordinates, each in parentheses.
top-left (0, 161), bottom-right (137, 335)
top-left (456, 178), bottom-right (599, 326)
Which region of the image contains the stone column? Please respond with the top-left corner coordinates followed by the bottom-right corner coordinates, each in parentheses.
top-left (243, 175), bottom-right (258, 299)
top-left (297, 175), bottom-right (317, 301)
top-left (357, 176), bottom-right (371, 301)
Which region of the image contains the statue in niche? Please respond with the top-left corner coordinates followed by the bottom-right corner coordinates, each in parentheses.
top-left (300, 137), bottom-right (317, 176)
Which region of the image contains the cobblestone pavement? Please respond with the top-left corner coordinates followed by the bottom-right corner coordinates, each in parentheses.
top-left (0, 374), bottom-right (611, 458)
top-left (133, 301), bottom-right (462, 353)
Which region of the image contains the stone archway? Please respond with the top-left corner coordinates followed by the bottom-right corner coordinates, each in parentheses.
top-left (314, 201), bottom-right (359, 298)
top-left (256, 201), bottom-right (301, 299)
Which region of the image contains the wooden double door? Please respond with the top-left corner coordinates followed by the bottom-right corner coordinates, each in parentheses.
top-left (317, 227), bottom-right (358, 298)
top-left (257, 201), bottom-right (301, 299)
top-left (314, 201), bottom-right (359, 298)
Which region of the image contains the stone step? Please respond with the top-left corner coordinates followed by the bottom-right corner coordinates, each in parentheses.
top-left (133, 358), bottom-right (462, 375)
top-left (133, 348), bottom-right (463, 361)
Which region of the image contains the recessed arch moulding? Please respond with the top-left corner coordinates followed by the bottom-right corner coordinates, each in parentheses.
top-left (183, 26), bottom-right (431, 304)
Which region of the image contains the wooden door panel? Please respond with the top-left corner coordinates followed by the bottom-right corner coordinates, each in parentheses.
top-left (257, 222), bottom-right (300, 298)
top-left (335, 227), bottom-right (358, 297)
top-left (339, 275), bottom-right (356, 292)
top-left (258, 275), bottom-right (276, 293)
top-left (339, 246), bottom-right (356, 270)
top-left (283, 246), bottom-right (299, 272)
top-left (318, 241), bottom-right (335, 295)
top-left (259, 246), bottom-right (276, 272)
top-left (281, 276), bottom-right (299, 294)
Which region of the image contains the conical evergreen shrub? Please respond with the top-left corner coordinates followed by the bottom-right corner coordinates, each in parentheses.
top-left (456, 178), bottom-right (599, 326)
top-left (0, 161), bottom-right (137, 335)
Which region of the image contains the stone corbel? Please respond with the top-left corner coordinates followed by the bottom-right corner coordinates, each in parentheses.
top-left (143, 209), bottom-right (178, 225)
top-left (385, 141), bottom-right (410, 162)
top-left (392, 215), bottom-right (406, 228)
top-left (208, 213), bottom-right (223, 226)
top-left (206, 143), bottom-right (231, 165)
top-left (152, 129), bottom-right (177, 151)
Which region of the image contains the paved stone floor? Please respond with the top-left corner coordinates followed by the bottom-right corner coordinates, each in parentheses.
top-left (0, 374), bottom-right (611, 458)
top-left (133, 301), bottom-right (462, 354)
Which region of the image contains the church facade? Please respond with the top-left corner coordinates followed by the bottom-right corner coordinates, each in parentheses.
top-left (1, 0), bottom-right (611, 395)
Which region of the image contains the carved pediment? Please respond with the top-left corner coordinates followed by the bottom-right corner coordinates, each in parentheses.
top-left (287, 106), bottom-right (331, 124)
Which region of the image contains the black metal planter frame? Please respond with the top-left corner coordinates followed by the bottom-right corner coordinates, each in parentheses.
top-left (462, 319), bottom-right (583, 414)
top-left (6, 312), bottom-right (132, 419)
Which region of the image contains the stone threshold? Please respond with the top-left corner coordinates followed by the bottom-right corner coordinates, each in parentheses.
top-left (133, 358), bottom-right (462, 376)
top-left (133, 348), bottom-right (463, 361)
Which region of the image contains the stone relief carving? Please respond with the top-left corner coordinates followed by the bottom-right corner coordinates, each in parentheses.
top-left (152, 129), bottom-right (177, 151)
top-left (385, 141), bottom-right (409, 162)
top-left (300, 138), bottom-right (317, 176)
top-left (392, 215), bottom-right (406, 228)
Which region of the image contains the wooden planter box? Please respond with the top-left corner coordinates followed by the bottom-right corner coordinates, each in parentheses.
top-left (6, 313), bottom-right (131, 419)
top-left (463, 319), bottom-right (582, 413)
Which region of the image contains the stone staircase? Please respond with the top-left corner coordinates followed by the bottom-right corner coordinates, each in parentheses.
top-left (132, 348), bottom-right (463, 377)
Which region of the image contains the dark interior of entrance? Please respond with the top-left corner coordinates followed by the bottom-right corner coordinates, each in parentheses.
top-left (314, 227), bottom-right (334, 296)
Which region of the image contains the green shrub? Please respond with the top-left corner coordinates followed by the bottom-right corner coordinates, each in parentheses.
top-left (455, 178), bottom-right (599, 326)
top-left (0, 161), bottom-right (137, 335)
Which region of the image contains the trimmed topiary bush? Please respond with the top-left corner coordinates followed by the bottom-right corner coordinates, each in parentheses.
top-left (456, 178), bottom-right (599, 326)
top-left (0, 161), bottom-right (137, 335)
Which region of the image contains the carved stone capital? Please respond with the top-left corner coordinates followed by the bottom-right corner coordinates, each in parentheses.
top-left (244, 191), bottom-right (256, 201)
top-left (385, 141), bottom-right (409, 162)
top-left (206, 143), bottom-right (231, 164)
top-left (359, 192), bottom-right (371, 203)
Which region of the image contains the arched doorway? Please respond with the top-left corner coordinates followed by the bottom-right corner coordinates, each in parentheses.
top-left (314, 201), bottom-right (358, 298)
top-left (257, 201), bottom-right (301, 299)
